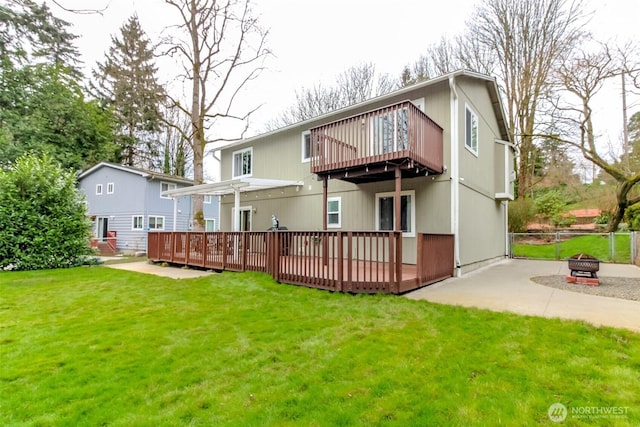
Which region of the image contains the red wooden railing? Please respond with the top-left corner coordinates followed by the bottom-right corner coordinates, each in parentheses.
top-left (310, 101), bottom-right (444, 175)
top-left (148, 231), bottom-right (454, 294)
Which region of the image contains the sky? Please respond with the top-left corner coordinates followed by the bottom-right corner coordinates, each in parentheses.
top-left (47, 0), bottom-right (640, 179)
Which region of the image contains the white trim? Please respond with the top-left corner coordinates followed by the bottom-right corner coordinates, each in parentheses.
top-left (148, 215), bottom-right (165, 230)
top-left (160, 182), bottom-right (177, 199)
top-left (374, 190), bottom-right (416, 238)
top-left (232, 147), bottom-right (253, 178)
top-left (107, 182), bottom-right (114, 194)
top-left (161, 177), bottom-right (304, 198)
top-left (450, 75), bottom-right (461, 274)
top-left (205, 218), bottom-right (217, 232)
top-left (465, 103), bottom-right (479, 156)
top-left (211, 69), bottom-right (509, 152)
top-left (132, 215), bottom-right (143, 230)
top-left (301, 131), bottom-right (311, 163)
top-left (327, 196), bottom-right (341, 228)
top-left (231, 206), bottom-right (253, 231)
top-left (95, 184), bottom-right (103, 195)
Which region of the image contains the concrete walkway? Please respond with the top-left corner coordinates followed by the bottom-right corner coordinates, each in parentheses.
top-left (104, 261), bottom-right (215, 279)
top-left (406, 259), bottom-right (640, 333)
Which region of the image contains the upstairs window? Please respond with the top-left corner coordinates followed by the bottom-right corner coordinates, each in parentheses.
top-left (465, 105), bottom-right (479, 155)
top-left (160, 182), bottom-right (176, 199)
top-left (301, 131), bottom-right (311, 162)
top-left (232, 147), bottom-right (253, 178)
top-left (204, 195), bottom-right (212, 204)
top-left (107, 182), bottom-right (114, 194)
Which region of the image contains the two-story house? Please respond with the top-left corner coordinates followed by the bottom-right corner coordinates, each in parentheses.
top-left (78, 162), bottom-right (219, 255)
top-left (160, 70), bottom-right (515, 277)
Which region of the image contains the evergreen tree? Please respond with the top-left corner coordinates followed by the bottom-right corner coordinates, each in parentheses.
top-left (0, 0), bottom-right (81, 74)
top-left (91, 14), bottom-right (165, 169)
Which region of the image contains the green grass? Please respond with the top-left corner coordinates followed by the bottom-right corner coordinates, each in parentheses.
top-left (1, 267), bottom-right (639, 426)
top-left (512, 234), bottom-right (632, 263)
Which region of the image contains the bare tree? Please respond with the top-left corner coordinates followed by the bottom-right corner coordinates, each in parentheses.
top-left (161, 104), bottom-right (193, 177)
top-left (553, 42), bottom-right (640, 231)
top-left (163, 0), bottom-right (270, 230)
top-left (402, 0), bottom-right (588, 199)
top-left (266, 62), bottom-right (398, 130)
top-left (470, 0), bottom-right (588, 199)
top-left (401, 35), bottom-right (495, 86)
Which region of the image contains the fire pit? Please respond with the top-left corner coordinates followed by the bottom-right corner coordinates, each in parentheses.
top-left (567, 253), bottom-right (600, 286)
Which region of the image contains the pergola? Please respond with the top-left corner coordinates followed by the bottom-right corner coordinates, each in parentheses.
top-left (162, 177), bottom-right (304, 231)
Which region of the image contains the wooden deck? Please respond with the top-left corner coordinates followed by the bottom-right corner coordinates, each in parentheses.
top-left (147, 231), bottom-right (454, 294)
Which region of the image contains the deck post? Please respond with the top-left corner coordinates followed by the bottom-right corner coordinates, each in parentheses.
top-left (394, 166), bottom-right (402, 293)
top-left (416, 233), bottom-right (424, 285)
top-left (322, 176), bottom-right (329, 266)
top-left (337, 231), bottom-right (343, 292)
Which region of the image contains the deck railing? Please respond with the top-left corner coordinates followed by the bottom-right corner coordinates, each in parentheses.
top-left (310, 101), bottom-right (444, 175)
top-left (148, 231), bottom-right (454, 294)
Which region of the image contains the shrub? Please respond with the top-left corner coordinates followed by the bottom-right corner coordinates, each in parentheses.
top-left (508, 198), bottom-right (536, 232)
top-left (625, 204), bottom-right (640, 231)
top-left (0, 154), bottom-right (92, 270)
top-left (534, 190), bottom-right (566, 223)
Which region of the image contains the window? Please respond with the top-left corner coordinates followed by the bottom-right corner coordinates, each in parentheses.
top-left (327, 197), bottom-right (341, 228)
top-left (204, 195), bottom-right (212, 204)
top-left (232, 147), bottom-right (252, 178)
top-left (96, 184), bottom-right (103, 195)
top-left (107, 182), bottom-right (114, 194)
top-left (375, 190), bottom-right (415, 237)
top-left (160, 182), bottom-right (177, 199)
top-left (132, 215), bottom-right (143, 230)
top-left (301, 131), bottom-right (311, 162)
top-left (465, 105), bottom-right (479, 155)
top-left (370, 108), bottom-right (409, 155)
top-left (148, 216), bottom-right (164, 230)
top-left (205, 218), bottom-right (216, 232)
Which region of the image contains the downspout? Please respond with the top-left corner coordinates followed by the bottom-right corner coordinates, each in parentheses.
top-left (449, 75), bottom-right (461, 276)
top-left (172, 197), bottom-right (178, 231)
top-left (233, 186), bottom-right (240, 232)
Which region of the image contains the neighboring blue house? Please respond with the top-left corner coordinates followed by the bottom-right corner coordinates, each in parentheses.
top-left (78, 162), bottom-right (219, 255)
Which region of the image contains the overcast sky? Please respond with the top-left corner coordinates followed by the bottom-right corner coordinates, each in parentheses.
top-left (49, 0), bottom-right (640, 167)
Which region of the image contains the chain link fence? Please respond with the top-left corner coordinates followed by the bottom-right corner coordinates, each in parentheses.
top-left (509, 231), bottom-right (639, 265)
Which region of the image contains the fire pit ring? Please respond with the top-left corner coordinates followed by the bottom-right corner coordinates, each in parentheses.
top-left (568, 253), bottom-right (600, 278)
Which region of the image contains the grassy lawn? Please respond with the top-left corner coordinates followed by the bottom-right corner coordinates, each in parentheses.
top-left (512, 234), bottom-right (632, 263)
top-left (1, 267), bottom-right (639, 426)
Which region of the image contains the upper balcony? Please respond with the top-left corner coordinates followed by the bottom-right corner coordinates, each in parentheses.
top-left (310, 101), bottom-right (444, 183)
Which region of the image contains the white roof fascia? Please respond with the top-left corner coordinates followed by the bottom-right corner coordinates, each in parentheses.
top-left (212, 69), bottom-right (503, 152)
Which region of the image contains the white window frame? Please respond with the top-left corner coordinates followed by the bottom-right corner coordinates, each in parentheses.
top-left (327, 196), bottom-right (341, 228)
top-left (160, 182), bottom-right (177, 199)
top-left (132, 215), bottom-right (143, 230)
top-left (232, 147), bottom-right (253, 178)
top-left (375, 190), bottom-right (416, 237)
top-left (301, 131), bottom-right (311, 163)
top-left (204, 195), bottom-right (212, 204)
top-left (148, 215), bottom-right (165, 230)
top-left (107, 182), bottom-right (114, 194)
top-left (205, 218), bottom-right (216, 232)
top-left (96, 184), bottom-right (103, 195)
top-left (465, 104), bottom-right (479, 156)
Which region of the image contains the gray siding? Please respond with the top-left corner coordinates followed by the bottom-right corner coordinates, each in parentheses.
top-left (79, 164), bottom-right (220, 253)
top-left (218, 73), bottom-right (512, 271)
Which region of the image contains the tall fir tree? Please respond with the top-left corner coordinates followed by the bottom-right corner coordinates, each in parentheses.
top-left (91, 14), bottom-right (165, 169)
